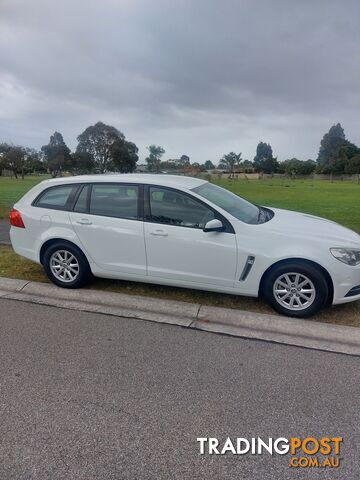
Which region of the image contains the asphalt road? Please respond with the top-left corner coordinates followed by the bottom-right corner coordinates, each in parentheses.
top-left (0, 298), bottom-right (359, 480)
top-left (0, 219), bottom-right (10, 244)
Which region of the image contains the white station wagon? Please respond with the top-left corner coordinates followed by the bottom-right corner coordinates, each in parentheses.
top-left (10, 174), bottom-right (360, 318)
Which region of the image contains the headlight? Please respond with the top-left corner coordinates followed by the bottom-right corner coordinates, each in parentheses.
top-left (330, 248), bottom-right (360, 266)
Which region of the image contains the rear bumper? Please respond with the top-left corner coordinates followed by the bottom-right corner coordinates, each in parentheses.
top-left (10, 227), bottom-right (39, 263)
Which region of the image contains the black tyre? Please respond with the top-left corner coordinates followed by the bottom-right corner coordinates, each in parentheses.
top-left (262, 261), bottom-right (329, 318)
top-left (43, 242), bottom-right (91, 289)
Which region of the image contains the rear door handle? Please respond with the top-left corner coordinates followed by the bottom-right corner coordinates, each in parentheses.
top-left (76, 219), bottom-right (92, 225)
top-left (150, 229), bottom-right (168, 237)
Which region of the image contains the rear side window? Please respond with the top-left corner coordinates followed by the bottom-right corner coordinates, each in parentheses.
top-left (34, 185), bottom-right (78, 210)
top-left (90, 184), bottom-right (139, 219)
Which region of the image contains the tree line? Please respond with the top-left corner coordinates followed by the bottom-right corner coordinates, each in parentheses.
top-left (145, 123), bottom-right (360, 176)
top-left (0, 121), bottom-right (359, 178)
top-left (0, 122), bottom-right (139, 178)
top-left (215, 124), bottom-right (360, 176)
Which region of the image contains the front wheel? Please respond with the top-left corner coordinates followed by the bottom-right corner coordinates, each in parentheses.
top-left (43, 242), bottom-right (90, 288)
top-left (262, 262), bottom-right (329, 318)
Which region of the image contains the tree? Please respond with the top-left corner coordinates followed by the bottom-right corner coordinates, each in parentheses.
top-left (41, 132), bottom-right (72, 177)
top-left (241, 159), bottom-right (254, 172)
top-left (0, 144), bottom-right (44, 177)
top-left (76, 121), bottom-right (125, 173)
top-left (330, 146), bottom-right (348, 174)
top-left (0, 143), bottom-right (10, 176)
top-left (24, 148), bottom-right (45, 175)
top-left (204, 160), bottom-right (215, 170)
top-left (253, 142), bottom-right (278, 173)
top-left (145, 145), bottom-right (165, 173)
top-left (279, 158), bottom-right (316, 175)
top-left (341, 140), bottom-right (360, 160)
top-left (345, 154), bottom-right (360, 175)
top-left (317, 123), bottom-right (346, 168)
top-left (164, 155), bottom-right (190, 171)
top-left (27, 157), bottom-right (47, 174)
top-left (180, 154), bottom-right (190, 165)
top-left (71, 151), bottom-right (95, 174)
top-left (111, 139), bottom-right (139, 173)
top-left (218, 152), bottom-right (242, 174)
top-left (316, 123), bottom-right (360, 174)
top-left (0, 145), bottom-right (28, 179)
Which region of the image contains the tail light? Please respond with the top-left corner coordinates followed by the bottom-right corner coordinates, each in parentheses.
top-left (10, 208), bottom-right (25, 228)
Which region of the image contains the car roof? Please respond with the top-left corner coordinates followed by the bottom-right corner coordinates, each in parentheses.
top-left (41, 174), bottom-right (207, 190)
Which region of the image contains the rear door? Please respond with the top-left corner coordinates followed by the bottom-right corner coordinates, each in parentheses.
top-left (69, 183), bottom-right (146, 276)
top-left (143, 185), bottom-right (237, 287)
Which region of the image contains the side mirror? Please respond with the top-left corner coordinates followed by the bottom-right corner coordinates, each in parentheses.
top-left (203, 219), bottom-right (224, 232)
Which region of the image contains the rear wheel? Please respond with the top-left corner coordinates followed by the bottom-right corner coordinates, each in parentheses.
top-left (43, 242), bottom-right (90, 288)
top-left (263, 262), bottom-right (328, 318)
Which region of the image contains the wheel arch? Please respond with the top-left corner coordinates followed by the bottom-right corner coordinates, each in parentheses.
top-left (259, 258), bottom-right (334, 304)
top-left (39, 238), bottom-right (89, 265)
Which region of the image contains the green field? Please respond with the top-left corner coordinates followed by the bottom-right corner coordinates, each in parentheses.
top-left (0, 175), bottom-right (359, 232)
top-left (0, 175), bottom-right (49, 219)
top-left (213, 177), bottom-right (360, 233)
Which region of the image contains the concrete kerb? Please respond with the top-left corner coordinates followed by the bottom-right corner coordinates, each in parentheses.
top-left (0, 277), bottom-right (29, 297)
top-left (0, 277), bottom-right (359, 356)
top-left (194, 306), bottom-right (360, 356)
top-left (5, 280), bottom-right (199, 327)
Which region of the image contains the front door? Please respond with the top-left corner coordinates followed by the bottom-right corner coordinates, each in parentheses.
top-left (144, 186), bottom-right (237, 287)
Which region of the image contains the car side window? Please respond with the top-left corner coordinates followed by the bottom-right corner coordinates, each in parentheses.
top-left (35, 185), bottom-right (78, 210)
top-left (90, 184), bottom-right (139, 219)
top-left (73, 185), bottom-right (90, 213)
top-left (148, 186), bottom-right (215, 228)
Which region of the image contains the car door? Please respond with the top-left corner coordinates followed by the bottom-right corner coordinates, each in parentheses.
top-left (143, 185), bottom-right (237, 287)
top-left (69, 183), bottom-right (146, 276)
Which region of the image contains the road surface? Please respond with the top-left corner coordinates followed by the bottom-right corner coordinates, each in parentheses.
top-left (0, 219), bottom-right (10, 244)
top-left (0, 298), bottom-right (359, 479)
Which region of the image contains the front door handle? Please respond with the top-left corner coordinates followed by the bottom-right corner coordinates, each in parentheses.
top-left (76, 219), bottom-right (92, 225)
top-left (150, 229), bottom-right (168, 237)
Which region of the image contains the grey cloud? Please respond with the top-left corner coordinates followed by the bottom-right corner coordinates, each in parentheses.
top-left (0, 0), bottom-right (359, 163)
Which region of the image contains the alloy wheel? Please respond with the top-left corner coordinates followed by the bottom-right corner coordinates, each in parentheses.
top-left (49, 249), bottom-right (80, 283)
top-left (273, 272), bottom-right (316, 311)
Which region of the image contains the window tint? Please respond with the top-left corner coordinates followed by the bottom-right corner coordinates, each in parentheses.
top-left (148, 187), bottom-right (215, 228)
top-left (35, 185), bottom-right (77, 210)
top-left (90, 184), bottom-right (139, 219)
top-left (74, 185), bottom-right (90, 213)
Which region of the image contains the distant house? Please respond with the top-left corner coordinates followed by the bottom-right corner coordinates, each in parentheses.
top-left (165, 155), bottom-right (190, 169)
top-left (135, 164), bottom-right (148, 173)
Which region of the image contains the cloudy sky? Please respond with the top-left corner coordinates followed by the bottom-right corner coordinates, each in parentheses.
top-left (0, 0), bottom-right (359, 164)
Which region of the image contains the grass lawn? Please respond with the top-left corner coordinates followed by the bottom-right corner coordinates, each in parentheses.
top-left (0, 175), bottom-right (359, 326)
top-left (0, 175), bottom-right (49, 219)
top-left (213, 177), bottom-right (360, 233)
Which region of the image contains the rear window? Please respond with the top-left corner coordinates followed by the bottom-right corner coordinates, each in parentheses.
top-left (90, 184), bottom-right (139, 219)
top-left (34, 184), bottom-right (78, 210)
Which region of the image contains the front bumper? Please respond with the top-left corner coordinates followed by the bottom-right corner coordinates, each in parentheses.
top-left (344, 285), bottom-right (360, 298)
top-left (331, 259), bottom-right (360, 305)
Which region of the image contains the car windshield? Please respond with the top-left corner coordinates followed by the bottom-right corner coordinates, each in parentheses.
top-left (192, 182), bottom-right (260, 224)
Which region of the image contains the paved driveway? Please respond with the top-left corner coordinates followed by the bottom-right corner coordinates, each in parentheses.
top-left (0, 298), bottom-right (359, 479)
top-left (0, 219), bottom-right (10, 244)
